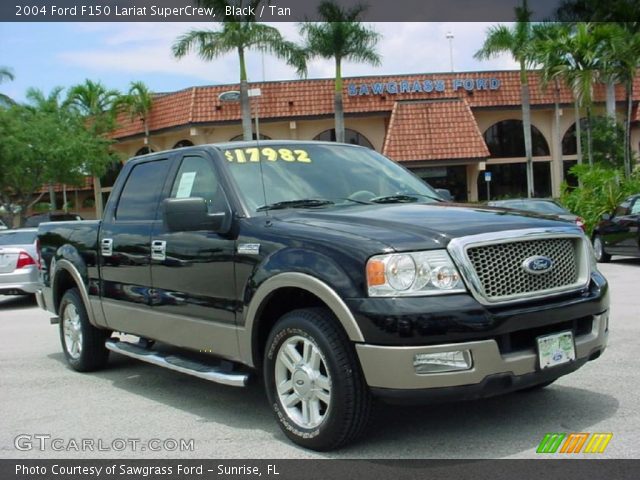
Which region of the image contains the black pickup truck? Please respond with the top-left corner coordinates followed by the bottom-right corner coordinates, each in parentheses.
top-left (37, 141), bottom-right (609, 450)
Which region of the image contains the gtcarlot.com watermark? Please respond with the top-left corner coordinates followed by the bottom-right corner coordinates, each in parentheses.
top-left (14, 434), bottom-right (195, 452)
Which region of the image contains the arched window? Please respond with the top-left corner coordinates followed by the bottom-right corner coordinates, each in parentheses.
top-left (483, 120), bottom-right (550, 158)
top-left (135, 146), bottom-right (154, 156)
top-left (100, 160), bottom-right (124, 188)
top-left (561, 119), bottom-right (588, 156)
top-left (229, 133), bottom-right (272, 141)
top-left (313, 128), bottom-right (374, 149)
top-left (173, 140), bottom-right (194, 149)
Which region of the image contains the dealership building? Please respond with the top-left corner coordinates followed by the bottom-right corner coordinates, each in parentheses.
top-left (76, 70), bottom-right (640, 217)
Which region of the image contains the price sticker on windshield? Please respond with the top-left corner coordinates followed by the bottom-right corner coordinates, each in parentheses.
top-left (224, 147), bottom-right (312, 164)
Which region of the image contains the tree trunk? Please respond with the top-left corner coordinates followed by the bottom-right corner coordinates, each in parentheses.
top-left (238, 47), bottom-right (253, 141)
top-left (521, 72), bottom-right (534, 198)
top-left (48, 183), bottom-right (56, 210)
top-left (605, 80), bottom-right (616, 120)
top-left (586, 105), bottom-right (593, 167)
top-left (62, 184), bottom-right (68, 212)
top-left (574, 99), bottom-right (583, 165)
top-left (144, 120), bottom-right (150, 148)
top-left (334, 58), bottom-right (345, 143)
top-left (624, 82), bottom-right (632, 178)
top-left (553, 79), bottom-right (563, 190)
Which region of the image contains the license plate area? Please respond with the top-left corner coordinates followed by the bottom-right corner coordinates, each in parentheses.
top-left (536, 330), bottom-right (576, 369)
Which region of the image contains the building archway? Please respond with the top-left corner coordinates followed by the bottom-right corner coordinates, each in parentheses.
top-left (229, 133), bottom-right (272, 141)
top-left (483, 119), bottom-right (550, 158)
top-left (561, 118), bottom-right (588, 156)
top-left (313, 128), bottom-right (374, 149)
top-left (134, 146), bottom-right (154, 156)
top-left (173, 139), bottom-right (194, 148)
top-left (481, 120), bottom-right (551, 200)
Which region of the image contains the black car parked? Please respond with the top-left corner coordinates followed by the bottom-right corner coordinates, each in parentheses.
top-left (592, 194), bottom-right (640, 262)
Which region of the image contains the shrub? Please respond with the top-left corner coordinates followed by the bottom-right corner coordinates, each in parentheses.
top-left (560, 164), bottom-right (640, 235)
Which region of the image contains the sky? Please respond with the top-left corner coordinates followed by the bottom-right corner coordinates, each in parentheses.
top-left (0, 22), bottom-right (519, 102)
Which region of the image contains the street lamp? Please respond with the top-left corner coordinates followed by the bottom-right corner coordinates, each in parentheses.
top-left (446, 31), bottom-right (454, 72)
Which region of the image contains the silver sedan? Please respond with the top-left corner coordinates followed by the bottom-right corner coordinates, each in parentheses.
top-left (0, 228), bottom-right (41, 296)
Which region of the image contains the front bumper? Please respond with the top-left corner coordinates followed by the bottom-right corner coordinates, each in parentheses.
top-left (357, 310), bottom-right (608, 401)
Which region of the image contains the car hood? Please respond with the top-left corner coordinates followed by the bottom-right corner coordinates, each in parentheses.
top-left (279, 203), bottom-right (579, 251)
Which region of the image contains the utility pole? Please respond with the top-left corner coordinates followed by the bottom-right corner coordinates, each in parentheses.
top-left (446, 31), bottom-right (454, 72)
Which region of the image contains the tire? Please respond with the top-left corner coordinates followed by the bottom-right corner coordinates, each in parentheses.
top-left (593, 235), bottom-right (611, 263)
top-left (263, 308), bottom-right (372, 451)
top-left (59, 288), bottom-right (110, 372)
top-left (518, 379), bottom-right (556, 392)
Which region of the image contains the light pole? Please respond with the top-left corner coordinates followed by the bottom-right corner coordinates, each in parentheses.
top-left (446, 31), bottom-right (454, 72)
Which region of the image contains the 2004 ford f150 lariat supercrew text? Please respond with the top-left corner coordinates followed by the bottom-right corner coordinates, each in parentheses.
top-left (36, 141), bottom-right (609, 450)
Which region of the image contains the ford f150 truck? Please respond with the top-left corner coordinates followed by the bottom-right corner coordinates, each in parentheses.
top-left (37, 141), bottom-right (609, 450)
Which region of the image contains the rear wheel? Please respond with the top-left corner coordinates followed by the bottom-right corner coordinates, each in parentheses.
top-left (59, 288), bottom-right (110, 372)
top-left (593, 235), bottom-right (611, 263)
top-left (263, 308), bottom-right (371, 451)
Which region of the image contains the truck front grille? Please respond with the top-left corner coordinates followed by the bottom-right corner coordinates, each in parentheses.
top-left (447, 228), bottom-right (590, 305)
top-left (467, 238), bottom-right (579, 301)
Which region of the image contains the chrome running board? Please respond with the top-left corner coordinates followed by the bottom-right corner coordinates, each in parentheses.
top-left (105, 339), bottom-right (249, 387)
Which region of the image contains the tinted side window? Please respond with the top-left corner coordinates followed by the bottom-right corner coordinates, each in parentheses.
top-left (169, 156), bottom-right (226, 213)
top-left (116, 160), bottom-right (170, 221)
top-left (631, 199), bottom-right (640, 215)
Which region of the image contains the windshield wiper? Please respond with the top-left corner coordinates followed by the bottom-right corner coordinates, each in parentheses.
top-left (370, 192), bottom-right (443, 204)
top-left (256, 199), bottom-right (335, 212)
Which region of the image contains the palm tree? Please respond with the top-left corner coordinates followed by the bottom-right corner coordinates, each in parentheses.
top-left (532, 22), bottom-right (567, 179)
top-left (67, 80), bottom-right (122, 216)
top-left (67, 79), bottom-right (121, 134)
top-left (0, 66), bottom-right (15, 106)
top-left (123, 81), bottom-right (154, 147)
top-left (300, 1), bottom-right (381, 143)
top-left (475, 0), bottom-right (536, 197)
top-left (602, 24), bottom-right (640, 178)
top-left (172, 1), bottom-right (307, 141)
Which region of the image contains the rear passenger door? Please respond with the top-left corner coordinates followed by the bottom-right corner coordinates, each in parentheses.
top-left (99, 157), bottom-right (172, 334)
top-left (149, 152), bottom-right (239, 359)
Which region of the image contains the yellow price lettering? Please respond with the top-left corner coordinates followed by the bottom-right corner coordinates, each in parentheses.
top-left (224, 148), bottom-right (312, 164)
top-left (261, 147), bottom-right (278, 161)
top-left (294, 150), bottom-right (311, 163)
top-left (278, 148), bottom-right (295, 161)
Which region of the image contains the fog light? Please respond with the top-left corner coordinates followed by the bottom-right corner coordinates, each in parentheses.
top-left (413, 350), bottom-right (473, 374)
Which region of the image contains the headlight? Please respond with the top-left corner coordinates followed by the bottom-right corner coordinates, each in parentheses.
top-left (366, 250), bottom-right (466, 297)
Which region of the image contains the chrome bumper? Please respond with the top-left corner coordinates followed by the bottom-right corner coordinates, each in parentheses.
top-left (356, 311), bottom-right (608, 390)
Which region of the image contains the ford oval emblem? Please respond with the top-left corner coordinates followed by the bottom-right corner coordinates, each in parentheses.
top-left (522, 255), bottom-right (554, 274)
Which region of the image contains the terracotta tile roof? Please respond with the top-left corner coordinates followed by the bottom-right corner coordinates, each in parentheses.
top-left (36, 177), bottom-right (94, 193)
top-left (382, 99), bottom-right (489, 162)
top-left (110, 70), bottom-right (640, 140)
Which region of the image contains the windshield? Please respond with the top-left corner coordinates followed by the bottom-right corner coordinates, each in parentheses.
top-left (0, 230), bottom-right (37, 245)
top-left (222, 143), bottom-right (440, 213)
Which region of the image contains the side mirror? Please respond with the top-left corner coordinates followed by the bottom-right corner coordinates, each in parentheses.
top-left (163, 197), bottom-right (231, 233)
top-left (601, 213), bottom-right (612, 221)
top-left (435, 188), bottom-right (454, 202)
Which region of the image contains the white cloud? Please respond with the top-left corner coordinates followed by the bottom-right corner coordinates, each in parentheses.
top-left (57, 22), bottom-right (520, 88)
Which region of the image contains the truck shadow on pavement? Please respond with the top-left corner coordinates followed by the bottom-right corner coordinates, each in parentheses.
top-left (0, 295), bottom-right (37, 310)
top-left (48, 351), bottom-right (619, 458)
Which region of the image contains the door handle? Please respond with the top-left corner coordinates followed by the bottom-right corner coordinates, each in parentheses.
top-left (151, 240), bottom-right (166, 261)
top-left (101, 238), bottom-right (113, 257)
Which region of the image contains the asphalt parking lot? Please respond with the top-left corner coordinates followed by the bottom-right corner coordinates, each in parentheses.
top-left (1, 258), bottom-right (638, 459)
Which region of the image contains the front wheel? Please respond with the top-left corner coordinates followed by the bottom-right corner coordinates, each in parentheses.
top-left (263, 308), bottom-right (371, 451)
top-left (593, 235), bottom-right (611, 263)
top-left (59, 288), bottom-right (111, 372)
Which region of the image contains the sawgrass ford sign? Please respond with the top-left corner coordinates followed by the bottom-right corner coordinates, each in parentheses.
top-left (347, 77), bottom-right (501, 96)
